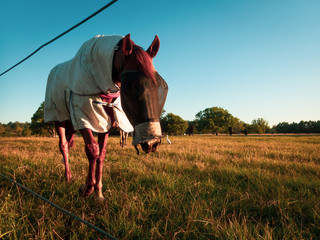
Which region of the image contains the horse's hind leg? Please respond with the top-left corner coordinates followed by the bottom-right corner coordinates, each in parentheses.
top-left (124, 132), bottom-right (128, 146)
top-left (120, 130), bottom-right (128, 148)
top-left (54, 121), bottom-right (73, 182)
top-left (66, 121), bottom-right (75, 149)
top-left (120, 130), bottom-right (124, 147)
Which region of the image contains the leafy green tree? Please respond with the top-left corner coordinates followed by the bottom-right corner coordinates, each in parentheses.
top-left (161, 113), bottom-right (188, 135)
top-left (0, 122), bottom-right (31, 136)
top-left (0, 125), bottom-right (5, 135)
top-left (30, 102), bottom-right (55, 136)
top-left (232, 118), bottom-right (245, 133)
top-left (251, 118), bottom-right (270, 134)
top-left (160, 109), bottom-right (166, 120)
top-left (195, 107), bottom-right (238, 133)
top-left (274, 120), bottom-right (320, 133)
top-left (6, 121), bottom-right (24, 136)
top-left (275, 122), bottom-right (290, 133)
top-left (13, 122), bottom-right (23, 136)
top-left (312, 121), bottom-right (320, 133)
top-left (22, 123), bottom-right (32, 136)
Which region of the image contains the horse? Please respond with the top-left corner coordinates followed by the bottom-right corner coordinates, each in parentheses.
top-left (119, 129), bottom-right (129, 147)
top-left (188, 125), bottom-right (194, 136)
top-left (44, 34), bottom-right (168, 200)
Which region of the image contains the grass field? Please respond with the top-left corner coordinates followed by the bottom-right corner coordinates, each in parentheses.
top-left (0, 135), bottom-right (320, 239)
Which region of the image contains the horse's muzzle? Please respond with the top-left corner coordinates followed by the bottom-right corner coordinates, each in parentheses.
top-left (132, 121), bottom-right (162, 154)
top-left (140, 137), bottom-right (162, 154)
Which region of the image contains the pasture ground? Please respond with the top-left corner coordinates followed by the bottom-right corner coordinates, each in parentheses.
top-left (0, 135), bottom-right (319, 239)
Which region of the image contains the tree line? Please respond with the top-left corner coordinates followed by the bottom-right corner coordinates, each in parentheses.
top-left (160, 107), bottom-right (320, 135)
top-left (274, 121), bottom-right (320, 134)
top-left (1, 103), bottom-right (319, 136)
top-left (0, 102), bottom-right (54, 137)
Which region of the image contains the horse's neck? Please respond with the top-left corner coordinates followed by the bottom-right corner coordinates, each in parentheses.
top-left (112, 47), bottom-right (122, 85)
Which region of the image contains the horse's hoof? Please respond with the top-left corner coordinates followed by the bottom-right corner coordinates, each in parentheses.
top-left (66, 176), bottom-right (72, 183)
top-left (79, 184), bottom-right (86, 196)
top-left (65, 172), bottom-right (72, 183)
top-left (95, 191), bottom-right (106, 202)
top-left (79, 184), bottom-right (94, 197)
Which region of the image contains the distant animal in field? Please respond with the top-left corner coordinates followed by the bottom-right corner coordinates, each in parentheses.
top-left (120, 129), bottom-right (129, 147)
top-left (229, 126), bottom-right (233, 136)
top-left (44, 34), bottom-right (168, 200)
top-left (188, 125), bottom-right (194, 136)
top-left (244, 129), bottom-right (248, 135)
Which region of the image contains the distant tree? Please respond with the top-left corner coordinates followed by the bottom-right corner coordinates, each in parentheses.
top-left (13, 122), bottom-right (23, 136)
top-left (275, 122), bottom-right (290, 133)
top-left (22, 123), bottom-right (32, 136)
top-left (0, 125), bottom-right (5, 135)
top-left (232, 118), bottom-right (245, 133)
top-left (251, 118), bottom-right (270, 134)
top-left (160, 109), bottom-right (166, 120)
top-left (0, 122), bottom-right (31, 136)
top-left (300, 121), bottom-right (316, 133)
top-left (195, 107), bottom-right (241, 134)
top-left (274, 120), bottom-right (320, 133)
top-left (313, 121), bottom-right (320, 133)
top-left (161, 113), bottom-right (188, 135)
top-left (6, 121), bottom-right (23, 136)
top-left (30, 102), bottom-right (55, 136)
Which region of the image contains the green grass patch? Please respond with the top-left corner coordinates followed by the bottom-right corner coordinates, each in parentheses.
top-left (1, 135), bottom-right (320, 239)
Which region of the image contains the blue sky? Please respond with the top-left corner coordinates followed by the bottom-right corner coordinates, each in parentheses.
top-left (1, 0), bottom-right (319, 126)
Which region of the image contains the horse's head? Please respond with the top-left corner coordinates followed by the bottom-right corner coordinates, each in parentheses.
top-left (117, 34), bottom-right (168, 154)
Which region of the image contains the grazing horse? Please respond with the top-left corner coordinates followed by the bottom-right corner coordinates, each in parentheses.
top-left (44, 34), bottom-right (168, 200)
top-left (120, 129), bottom-right (129, 147)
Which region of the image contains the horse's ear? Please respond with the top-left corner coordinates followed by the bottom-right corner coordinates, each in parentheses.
top-left (147, 35), bottom-right (160, 58)
top-left (122, 34), bottom-right (133, 56)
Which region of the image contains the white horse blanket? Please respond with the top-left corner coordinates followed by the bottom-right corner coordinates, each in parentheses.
top-left (44, 35), bottom-right (133, 133)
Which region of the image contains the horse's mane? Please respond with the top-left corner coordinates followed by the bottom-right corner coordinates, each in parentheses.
top-left (132, 45), bottom-right (156, 82)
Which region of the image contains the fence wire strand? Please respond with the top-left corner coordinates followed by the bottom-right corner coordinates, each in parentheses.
top-left (0, 173), bottom-right (117, 240)
top-left (0, 0), bottom-right (118, 77)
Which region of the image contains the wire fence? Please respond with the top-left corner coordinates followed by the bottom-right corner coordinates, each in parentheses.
top-left (0, 0), bottom-right (118, 77)
top-left (0, 173), bottom-right (117, 240)
top-left (1, 1), bottom-right (121, 238)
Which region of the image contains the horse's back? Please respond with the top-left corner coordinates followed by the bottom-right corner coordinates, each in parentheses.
top-left (44, 35), bottom-right (126, 132)
top-left (44, 60), bottom-right (73, 123)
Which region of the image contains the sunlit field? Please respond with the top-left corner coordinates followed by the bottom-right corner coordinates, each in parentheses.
top-left (1, 135), bottom-right (320, 239)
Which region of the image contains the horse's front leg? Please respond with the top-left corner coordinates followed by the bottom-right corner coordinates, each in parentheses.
top-left (95, 132), bottom-right (109, 200)
top-left (79, 128), bottom-right (99, 197)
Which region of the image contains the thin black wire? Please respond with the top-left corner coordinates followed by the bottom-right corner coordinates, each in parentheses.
top-left (0, 173), bottom-right (117, 240)
top-left (0, 0), bottom-right (118, 77)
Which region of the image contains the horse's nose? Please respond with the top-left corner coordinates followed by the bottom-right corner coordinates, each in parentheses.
top-left (140, 138), bottom-right (161, 154)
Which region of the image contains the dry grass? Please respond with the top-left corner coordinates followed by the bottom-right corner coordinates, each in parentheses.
top-left (1, 135), bottom-right (320, 239)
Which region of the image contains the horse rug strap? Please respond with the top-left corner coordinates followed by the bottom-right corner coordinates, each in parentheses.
top-left (93, 93), bottom-right (134, 133)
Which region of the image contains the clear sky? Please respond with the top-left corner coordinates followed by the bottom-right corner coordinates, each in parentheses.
top-left (1, 0), bottom-right (319, 126)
